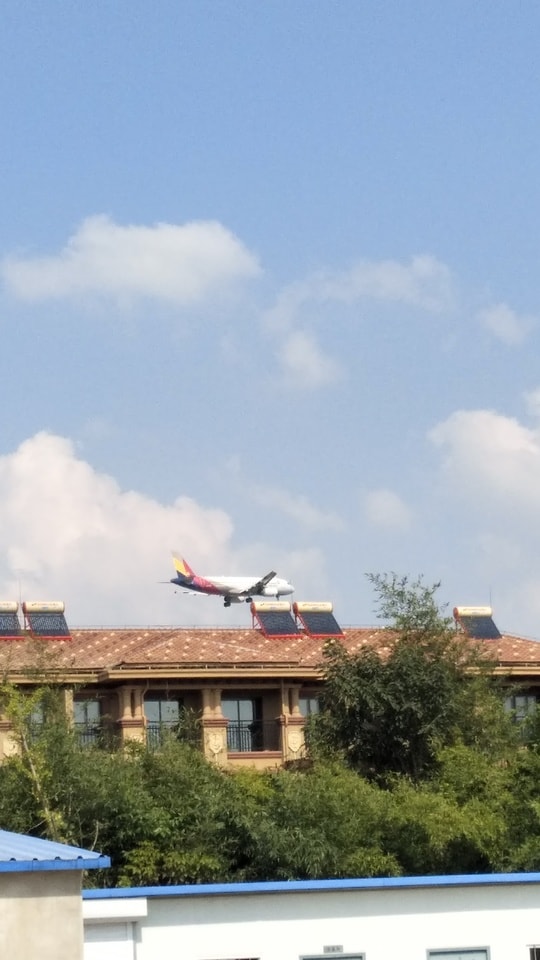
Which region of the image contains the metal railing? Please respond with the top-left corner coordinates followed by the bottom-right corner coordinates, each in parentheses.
top-left (145, 720), bottom-right (202, 751)
top-left (226, 720), bottom-right (280, 753)
top-left (74, 722), bottom-right (106, 748)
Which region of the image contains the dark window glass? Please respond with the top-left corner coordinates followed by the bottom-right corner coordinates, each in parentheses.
top-left (505, 693), bottom-right (537, 722)
top-left (74, 699), bottom-right (102, 747)
top-left (144, 698), bottom-right (180, 725)
top-left (74, 699), bottom-right (101, 725)
top-left (222, 697), bottom-right (263, 752)
top-left (299, 696), bottom-right (320, 717)
top-left (144, 694), bottom-right (183, 748)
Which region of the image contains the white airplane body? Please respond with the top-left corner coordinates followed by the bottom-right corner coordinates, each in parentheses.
top-left (170, 555), bottom-right (294, 607)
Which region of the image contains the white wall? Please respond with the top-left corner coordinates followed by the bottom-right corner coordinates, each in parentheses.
top-left (84, 880), bottom-right (540, 960)
top-left (83, 897), bottom-right (147, 960)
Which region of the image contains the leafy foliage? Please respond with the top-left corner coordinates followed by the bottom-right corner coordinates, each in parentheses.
top-left (0, 574), bottom-right (538, 884)
top-left (225, 763), bottom-right (401, 880)
top-left (307, 574), bottom-right (514, 781)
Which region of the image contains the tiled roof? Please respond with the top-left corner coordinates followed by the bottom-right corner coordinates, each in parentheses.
top-left (0, 625), bottom-right (538, 677)
top-left (485, 635), bottom-right (540, 666)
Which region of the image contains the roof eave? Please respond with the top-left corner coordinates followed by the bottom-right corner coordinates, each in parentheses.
top-left (0, 855), bottom-right (111, 873)
top-left (102, 665), bottom-right (323, 681)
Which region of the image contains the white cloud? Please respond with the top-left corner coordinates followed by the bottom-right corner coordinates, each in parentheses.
top-left (264, 255), bottom-right (453, 337)
top-left (429, 409), bottom-right (540, 508)
top-left (278, 330), bottom-right (343, 388)
top-left (2, 215), bottom-right (261, 305)
top-left (317, 254), bottom-right (454, 312)
top-left (429, 407), bottom-right (540, 637)
top-left (478, 303), bottom-right (535, 345)
top-left (263, 282), bottom-right (315, 334)
top-left (363, 488), bottom-right (413, 531)
top-left (0, 432), bottom-right (237, 625)
top-left (248, 482), bottom-right (344, 532)
top-left (263, 254), bottom-right (452, 389)
top-left (0, 432), bottom-right (330, 626)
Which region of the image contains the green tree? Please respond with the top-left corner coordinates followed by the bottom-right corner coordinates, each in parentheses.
top-left (0, 650), bottom-right (79, 843)
top-left (307, 574), bottom-right (514, 781)
top-left (225, 763), bottom-right (401, 881)
top-left (494, 748), bottom-right (540, 872)
top-left (117, 739), bottom-right (236, 886)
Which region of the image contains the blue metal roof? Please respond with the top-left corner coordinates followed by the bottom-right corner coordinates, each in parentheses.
top-left (0, 830), bottom-right (110, 873)
top-left (83, 871), bottom-right (540, 900)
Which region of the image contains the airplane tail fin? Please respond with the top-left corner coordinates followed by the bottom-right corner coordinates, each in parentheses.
top-left (172, 554), bottom-right (196, 582)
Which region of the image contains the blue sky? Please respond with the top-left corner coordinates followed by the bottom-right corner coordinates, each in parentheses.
top-left (1, 1), bottom-right (540, 634)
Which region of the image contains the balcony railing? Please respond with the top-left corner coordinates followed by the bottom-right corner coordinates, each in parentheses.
top-left (146, 720), bottom-right (202, 751)
top-left (226, 720), bottom-right (280, 753)
top-left (74, 721), bottom-right (105, 748)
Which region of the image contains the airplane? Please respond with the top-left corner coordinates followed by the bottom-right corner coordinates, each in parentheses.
top-left (169, 555), bottom-right (295, 607)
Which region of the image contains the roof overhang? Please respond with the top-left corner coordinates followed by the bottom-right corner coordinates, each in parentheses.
top-left (101, 665), bottom-right (324, 681)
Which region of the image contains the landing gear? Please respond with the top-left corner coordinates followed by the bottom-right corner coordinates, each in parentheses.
top-left (245, 596), bottom-right (253, 604)
top-left (224, 598), bottom-right (231, 608)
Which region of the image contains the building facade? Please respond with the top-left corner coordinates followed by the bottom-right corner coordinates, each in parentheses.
top-left (82, 874), bottom-right (540, 960)
top-left (0, 601), bottom-right (539, 768)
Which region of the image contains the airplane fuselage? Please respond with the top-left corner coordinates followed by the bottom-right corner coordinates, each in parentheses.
top-left (171, 572), bottom-right (294, 602)
top-left (169, 555), bottom-right (294, 606)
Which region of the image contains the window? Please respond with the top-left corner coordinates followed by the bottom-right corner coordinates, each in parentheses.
top-left (505, 693), bottom-right (537, 721)
top-left (222, 697), bottom-right (264, 752)
top-left (144, 693), bottom-right (183, 749)
top-left (23, 700), bottom-right (45, 743)
top-left (428, 951), bottom-right (489, 960)
top-left (505, 693), bottom-right (538, 740)
top-left (84, 922), bottom-right (134, 960)
top-left (299, 696), bottom-right (320, 717)
top-left (300, 955), bottom-right (364, 959)
top-left (25, 689), bottom-right (72, 738)
top-left (74, 698), bottom-right (102, 747)
top-left (530, 949), bottom-right (540, 960)
top-left (29, 701), bottom-right (44, 726)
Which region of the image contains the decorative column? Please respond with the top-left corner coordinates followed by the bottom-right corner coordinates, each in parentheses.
top-left (0, 711), bottom-right (16, 759)
top-left (201, 687), bottom-right (229, 766)
top-left (62, 687), bottom-right (74, 725)
top-left (116, 685), bottom-right (145, 745)
top-left (279, 684), bottom-right (306, 762)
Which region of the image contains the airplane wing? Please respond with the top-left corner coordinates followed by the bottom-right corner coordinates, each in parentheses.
top-left (240, 571), bottom-right (277, 597)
